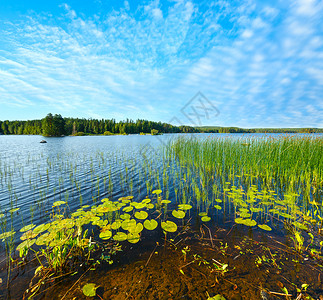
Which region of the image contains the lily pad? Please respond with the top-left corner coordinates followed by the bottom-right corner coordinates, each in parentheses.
top-left (127, 233), bottom-right (140, 244)
top-left (214, 205), bottom-right (222, 210)
top-left (120, 213), bottom-right (131, 220)
top-left (258, 224), bottom-right (272, 231)
top-left (132, 202), bottom-right (146, 209)
top-left (111, 220), bottom-right (122, 230)
top-left (135, 211), bottom-right (148, 220)
top-left (199, 212), bottom-right (208, 217)
top-left (235, 218), bottom-right (257, 227)
top-left (144, 219), bottom-right (158, 231)
top-left (20, 230), bottom-right (38, 240)
top-left (152, 189), bottom-right (162, 195)
top-left (99, 230), bottom-right (112, 240)
top-left (178, 204), bottom-right (192, 210)
top-left (121, 219), bottom-right (136, 231)
top-left (201, 216), bottom-right (211, 222)
top-left (161, 221), bottom-right (177, 233)
top-left (208, 294), bottom-right (227, 300)
top-left (20, 224), bottom-right (36, 232)
top-left (128, 222), bottom-right (143, 234)
top-left (9, 208), bottom-right (20, 213)
top-left (123, 206), bottom-right (133, 213)
top-left (239, 211), bottom-right (251, 218)
top-left (161, 200), bottom-right (171, 204)
top-left (52, 201), bottom-right (66, 207)
top-left (0, 231), bottom-right (15, 241)
top-left (172, 210), bottom-right (185, 219)
top-left (16, 239), bottom-right (35, 251)
top-left (83, 283), bottom-right (98, 297)
top-left (33, 223), bottom-right (50, 234)
top-left (113, 232), bottom-right (128, 242)
top-left (146, 203), bottom-right (154, 209)
top-left (35, 233), bottom-right (50, 246)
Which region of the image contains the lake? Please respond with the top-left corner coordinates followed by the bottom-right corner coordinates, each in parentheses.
top-left (0, 133), bottom-right (322, 299)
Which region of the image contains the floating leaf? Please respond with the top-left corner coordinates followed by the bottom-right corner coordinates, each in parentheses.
top-left (35, 233), bottom-right (50, 246)
top-left (0, 231), bottom-right (15, 241)
top-left (199, 212), bottom-right (208, 217)
top-left (201, 216), bottom-right (211, 222)
top-left (128, 222), bottom-right (143, 234)
top-left (142, 198), bottom-right (151, 204)
top-left (235, 218), bottom-right (244, 224)
top-left (52, 201), bottom-right (66, 207)
top-left (258, 224), bottom-right (272, 231)
top-left (172, 210), bottom-right (185, 219)
top-left (127, 233), bottom-right (140, 244)
top-left (208, 295), bottom-right (227, 300)
top-left (152, 189), bottom-right (162, 195)
top-left (82, 283), bottom-right (98, 297)
top-left (214, 205), bottom-right (222, 210)
top-left (121, 219), bottom-right (136, 231)
top-left (20, 224), bottom-right (36, 232)
top-left (178, 204), bottom-right (192, 210)
top-left (215, 199), bottom-right (222, 203)
top-left (144, 219), bottom-right (158, 231)
top-left (250, 207), bottom-right (263, 213)
top-left (20, 230), bottom-right (38, 240)
top-left (239, 212), bottom-right (251, 218)
top-left (113, 232), bottom-right (128, 242)
top-left (99, 230), bottom-right (112, 240)
top-left (161, 221), bottom-right (177, 233)
top-left (161, 200), bottom-right (171, 204)
top-left (0, 214), bottom-right (4, 218)
top-left (120, 213), bottom-right (131, 220)
top-left (123, 206), bottom-right (133, 213)
top-left (33, 223), bottom-right (50, 234)
top-left (132, 202), bottom-right (146, 209)
top-left (135, 211), bottom-right (148, 220)
top-left (16, 239), bottom-right (35, 251)
top-left (146, 203), bottom-right (154, 209)
top-left (111, 220), bottom-right (122, 230)
top-left (9, 208), bottom-right (20, 213)
top-left (235, 218), bottom-right (257, 227)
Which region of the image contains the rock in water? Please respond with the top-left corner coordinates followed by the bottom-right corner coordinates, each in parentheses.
top-left (40, 140), bottom-right (47, 143)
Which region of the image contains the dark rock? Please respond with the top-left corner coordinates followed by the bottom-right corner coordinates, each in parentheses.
top-left (40, 140), bottom-right (47, 143)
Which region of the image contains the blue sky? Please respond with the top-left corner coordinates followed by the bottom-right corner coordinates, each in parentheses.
top-left (0, 0), bottom-right (322, 128)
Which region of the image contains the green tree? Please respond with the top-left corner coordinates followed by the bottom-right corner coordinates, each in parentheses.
top-left (42, 113), bottom-right (66, 136)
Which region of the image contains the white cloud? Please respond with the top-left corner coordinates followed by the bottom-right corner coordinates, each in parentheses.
top-left (0, 0), bottom-right (322, 127)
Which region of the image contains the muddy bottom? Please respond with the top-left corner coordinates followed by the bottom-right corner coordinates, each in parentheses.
top-left (31, 224), bottom-right (323, 300)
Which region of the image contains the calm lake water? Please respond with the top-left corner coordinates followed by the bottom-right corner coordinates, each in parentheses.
top-left (0, 133), bottom-right (321, 234)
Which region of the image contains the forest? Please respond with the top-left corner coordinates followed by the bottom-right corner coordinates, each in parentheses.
top-left (0, 114), bottom-right (321, 136)
top-left (0, 113), bottom-right (197, 136)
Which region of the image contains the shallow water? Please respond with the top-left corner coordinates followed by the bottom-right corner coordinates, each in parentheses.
top-left (0, 133), bottom-right (322, 299)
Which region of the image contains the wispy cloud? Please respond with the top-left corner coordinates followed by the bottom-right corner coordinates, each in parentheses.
top-left (0, 0), bottom-right (322, 127)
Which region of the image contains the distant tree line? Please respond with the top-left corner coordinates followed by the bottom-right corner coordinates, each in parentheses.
top-left (0, 114), bottom-right (198, 136)
top-left (196, 126), bottom-right (323, 134)
top-left (0, 115), bottom-right (321, 136)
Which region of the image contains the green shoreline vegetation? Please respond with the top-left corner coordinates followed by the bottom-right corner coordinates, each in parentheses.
top-left (0, 134), bottom-right (322, 298)
top-left (0, 113), bottom-right (321, 137)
